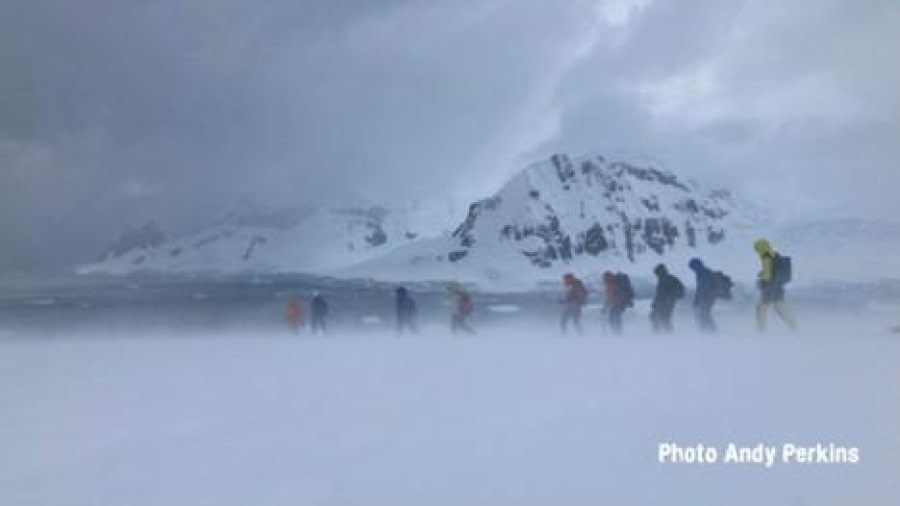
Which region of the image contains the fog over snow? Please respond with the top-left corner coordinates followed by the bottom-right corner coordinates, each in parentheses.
top-left (2, 311), bottom-right (899, 506)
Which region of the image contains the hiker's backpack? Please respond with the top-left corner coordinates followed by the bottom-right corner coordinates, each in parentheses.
top-left (615, 272), bottom-right (635, 307)
top-left (711, 270), bottom-right (734, 300)
top-left (772, 253), bottom-right (792, 285)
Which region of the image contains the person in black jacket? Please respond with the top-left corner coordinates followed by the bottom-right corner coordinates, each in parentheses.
top-left (310, 291), bottom-right (329, 335)
top-left (650, 263), bottom-right (684, 333)
top-left (689, 258), bottom-right (717, 333)
top-left (395, 286), bottom-right (418, 335)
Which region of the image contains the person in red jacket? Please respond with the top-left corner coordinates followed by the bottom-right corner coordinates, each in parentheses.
top-left (448, 282), bottom-right (475, 334)
top-left (603, 271), bottom-right (633, 334)
top-left (561, 273), bottom-right (587, 335)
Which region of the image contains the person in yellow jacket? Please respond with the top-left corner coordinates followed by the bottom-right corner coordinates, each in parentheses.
top-left (754, 239), bottom-right (797, 331)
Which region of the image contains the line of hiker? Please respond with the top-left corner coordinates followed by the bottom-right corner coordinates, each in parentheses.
top-left (284, 291), bottom-right (330, 335)
top-left (283, 238), bottom-right (796, 336)
top-left (558, 238), bottom-right (796, 334)
top-left (283, 283), bottom-right (475, 336)
top-left (393, 283), bottom-right (474, 335)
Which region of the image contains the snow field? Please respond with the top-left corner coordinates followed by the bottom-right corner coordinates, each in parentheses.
top-left (1, 314), bottom-right (898, 505)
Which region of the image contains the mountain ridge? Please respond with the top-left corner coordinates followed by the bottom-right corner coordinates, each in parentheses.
top-left (77, 153), bottom-right (899, 288)
top-left (79, 153), bottom-right (747, 281)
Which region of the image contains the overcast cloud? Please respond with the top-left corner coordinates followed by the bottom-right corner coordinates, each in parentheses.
top-left (1, 0), bottom-right (898, 271)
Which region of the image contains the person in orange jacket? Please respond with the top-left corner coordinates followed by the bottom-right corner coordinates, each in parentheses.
top-left (284, 296), bottom-right (304, 333)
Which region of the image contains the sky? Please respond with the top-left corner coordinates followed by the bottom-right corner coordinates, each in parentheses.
top-left (1, 0), bottom-right (898, 271)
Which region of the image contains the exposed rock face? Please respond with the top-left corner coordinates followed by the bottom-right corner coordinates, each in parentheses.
top-left (99, 223), bottom-right (166, 260)
top-left (446, 153), bottom-right (733, 268)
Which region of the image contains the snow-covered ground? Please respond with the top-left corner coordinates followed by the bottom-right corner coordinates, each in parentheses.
top-left (1, 311), bottom-right (898, 505)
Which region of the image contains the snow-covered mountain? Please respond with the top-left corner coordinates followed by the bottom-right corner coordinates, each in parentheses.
top-left (341, 154), bottom-right (762, 286)
top-left (78, 201), bottom-right (461, 275)
top-left (452, 154), bottom-right (753, 265)
top-left (78, 153), bottom-right (900, 288)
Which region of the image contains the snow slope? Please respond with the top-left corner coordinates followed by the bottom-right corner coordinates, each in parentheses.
top-left (1, 314), bottom-right (898, 506)
top-left (78, 201), bottom-right (462, 276)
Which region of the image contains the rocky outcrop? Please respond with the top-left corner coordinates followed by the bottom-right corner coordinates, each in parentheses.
top-left (442, 153), bottom-right (734, 268)
top-left (98, 222), bottom-right (166, 261)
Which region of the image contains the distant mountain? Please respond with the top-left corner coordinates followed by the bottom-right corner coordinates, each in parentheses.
top-left (78, 153), bottom-right (899, 288)
top-left (78, 201), bottom-right (460, 275)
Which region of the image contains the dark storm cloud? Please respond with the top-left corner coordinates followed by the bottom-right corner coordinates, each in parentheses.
top-left (0, 0), bottom-right (897, 270)
top-left (541, 0), bottom-right (900, 217)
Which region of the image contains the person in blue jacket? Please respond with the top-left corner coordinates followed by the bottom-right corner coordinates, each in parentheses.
top-left (395, 286), bottom-right (418, 335)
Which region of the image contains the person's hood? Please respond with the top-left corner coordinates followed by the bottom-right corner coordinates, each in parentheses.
top-left (654, 264), bottom-right (668, 276)
top-left (689, 258), bottom-right (704, 271)
top-left (754, 238), bottom-right (773, 255)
